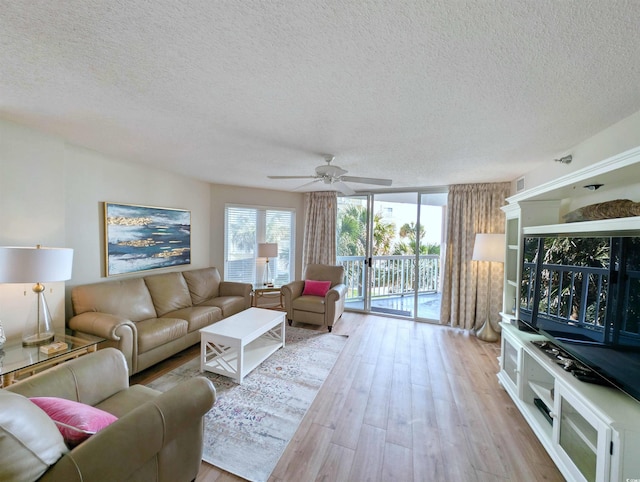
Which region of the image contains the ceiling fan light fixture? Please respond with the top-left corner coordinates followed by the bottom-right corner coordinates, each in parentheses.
top-left (268, 154), bottom-right (392, 195)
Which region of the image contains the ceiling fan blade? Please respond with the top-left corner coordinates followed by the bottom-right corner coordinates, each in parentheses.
top-left (341, 175), bottom-right (392, 186)
top-left (334, 181), bottom-right (356, 196)
top-left (268, 175), bottom-right (317, 180)
top-left (293, 179), bottom-right (322, 191)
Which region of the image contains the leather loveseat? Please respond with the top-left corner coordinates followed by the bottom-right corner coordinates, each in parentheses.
top-left (1, 347), bottom-right (215, 482)
top-left (69, 267), bottom-right (251, 375)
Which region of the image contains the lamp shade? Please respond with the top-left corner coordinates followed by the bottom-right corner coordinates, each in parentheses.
top-left (257, 243), bottom-right (278, 258)
top-left (0, 246), bottom-right (74, 283)
top-left (472, 234), bottom-right (505, 263)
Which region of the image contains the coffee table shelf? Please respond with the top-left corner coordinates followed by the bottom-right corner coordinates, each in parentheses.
top-left (200, 308), bottom-right (285, 384)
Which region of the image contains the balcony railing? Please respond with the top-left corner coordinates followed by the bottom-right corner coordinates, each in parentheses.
top-left (521, 261), bottom-right (609, 328)
top-left (338, 255), bottom-right (441, 302)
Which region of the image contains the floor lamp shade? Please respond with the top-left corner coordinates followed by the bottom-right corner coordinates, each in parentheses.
top-left (0, 246), bottom-right (74, 346)
top-left (472, 234), bottom-right (504, 342)
top-left (472, 233), bottom-right (505, 263)
top-left (257, 243), bottom-right (278, 285)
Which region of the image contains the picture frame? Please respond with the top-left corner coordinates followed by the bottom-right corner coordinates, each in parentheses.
top-left (104, 202), bottom-right (191, 276)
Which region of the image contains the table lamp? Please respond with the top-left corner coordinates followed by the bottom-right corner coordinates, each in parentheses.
top-left (257, 243), bottom-right (278, 286)
top-left (472, 233), bottom-right (504, 342)
top-left (0, 245), bottom-right (74, 346)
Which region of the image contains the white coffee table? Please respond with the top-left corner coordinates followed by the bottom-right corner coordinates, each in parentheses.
top-left (199, 307), bottom-right (286, 384)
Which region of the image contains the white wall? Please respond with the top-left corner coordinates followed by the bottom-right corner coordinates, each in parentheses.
top-left (0, 119), bottom-right (213, 339)
top-left (0, 118), bottom-right (304, 342)
top-left (516, 110), bottom-right (640, 193)
top-left (210, 184), bottom-right (305, 280)
top-left (64, 143), bottom-right (212, 285)
top-left (0, 120), bottom-right (68, 339)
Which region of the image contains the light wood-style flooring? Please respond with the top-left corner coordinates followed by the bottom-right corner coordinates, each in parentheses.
top-left (131, 312), bottom-right (564, 482)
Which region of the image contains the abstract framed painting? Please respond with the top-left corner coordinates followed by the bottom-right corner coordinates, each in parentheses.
top-left (104, 202), bottom-right (191, 276)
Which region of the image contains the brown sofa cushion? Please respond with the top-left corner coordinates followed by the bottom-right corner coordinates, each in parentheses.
top-left (304, 264), bottom-right (345, 287)
top-left (198, 296), bottom-right (247, 318)
top-left (0, 391), bottom-right (69, 482)
top-left (292, 295), bottom-right (326, 314)
top-left (71, 278), bottom-right (157, 322)
top-left (183, 267), bottom-right (221, 304)
top-left (136, 318), bottom-right (188, 353)
top-left (163, 306), bottom-right (223, 332)
top-left (144, 272), bottom-right (192, 317)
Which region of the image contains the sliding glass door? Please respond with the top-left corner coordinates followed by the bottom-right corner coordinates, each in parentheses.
top-left (337, 191), bottom-right (446, 321)
top-left (369, 193), bottom-right (418, 317)
top-left (336, 195), bottom-right (369, 311)
top-left (416, 193), bottom-right (446, 320)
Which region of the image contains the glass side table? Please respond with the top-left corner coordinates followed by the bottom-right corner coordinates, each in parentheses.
top-left (0, 331), bottom-right (104, 388)
top-left (252, 284), bottom-right (284, 309)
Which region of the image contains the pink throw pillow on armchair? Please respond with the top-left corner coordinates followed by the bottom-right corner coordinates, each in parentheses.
top-left (302, 280), bottom-right (332, 297)
top-left (30, 397), bottom-right (118, 447)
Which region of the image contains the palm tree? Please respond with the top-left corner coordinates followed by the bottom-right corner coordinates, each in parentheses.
top-left (337, 205), bottom-right (367, 256)
top-left (372, 212), bottom-right (395, 256)
top-left (337, 204), bottom-right (396, 297)
top-left (392, 222), bottom-right (441, 255)
top-left (390, 222), bottom-right (441, 292)
top-left (337, 205), bottom-right (396, 256)
top-left (393, 222), bottom-right (424, 255)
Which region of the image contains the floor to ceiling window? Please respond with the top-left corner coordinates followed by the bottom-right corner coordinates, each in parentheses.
top-left (224, 204), bottom-right (295, 285)
top-left (337, 191), bottom-right (446, 321)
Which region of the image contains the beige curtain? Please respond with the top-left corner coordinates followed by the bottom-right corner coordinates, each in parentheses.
top-left (302, 191), bottom-right (337, 267)
top-left (440, 182), bottom-right (510, 330)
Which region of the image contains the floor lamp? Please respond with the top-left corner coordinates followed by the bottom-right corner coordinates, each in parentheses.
top-left (472, 233), bottom-right (504, 342)
top-left (0, 245), bottom-right (74, 346)
top-left (257, 243), bottom-right (278, 286)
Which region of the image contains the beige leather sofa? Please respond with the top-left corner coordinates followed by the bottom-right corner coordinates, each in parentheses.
top-left (69, 267), bottom-right (251, 375)
top-left (2, 348), bottom-right (215, 482)
top-left (281, 264), bottom-right (347, 332)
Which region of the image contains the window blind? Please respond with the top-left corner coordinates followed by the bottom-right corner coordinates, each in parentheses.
top-left (224, 205), bottom-right (294, 284)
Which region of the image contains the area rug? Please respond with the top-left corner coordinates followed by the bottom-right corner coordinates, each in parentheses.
top-left (148, 326), bottom-right (348, 482)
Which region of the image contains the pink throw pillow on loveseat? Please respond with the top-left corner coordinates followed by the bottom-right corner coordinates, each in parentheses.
top-left (30, 397), bottom-right (118, 447)
top-left (302, 280), bottom-right (332, 297)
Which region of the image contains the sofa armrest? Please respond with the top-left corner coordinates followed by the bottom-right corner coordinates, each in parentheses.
top-left (281, 280), bottom-right (305, 298)
top-left (325, 283), bottom-right (347, 327)
top-left (68, 312), bottom-right (137, 375)
top-left (39, 377), bottom-right (216, 482)
top-left (326, 283), bottom-right (347, 302)
top-left (219, 281), bottom-right (253, 308)
top-left (281, 281), bottom-right (305, 320)
top-left (69, 312), bottom-right (135, 340)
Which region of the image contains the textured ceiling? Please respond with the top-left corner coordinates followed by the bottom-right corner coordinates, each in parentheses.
top-left (2, 1), bottom-right (640, 192)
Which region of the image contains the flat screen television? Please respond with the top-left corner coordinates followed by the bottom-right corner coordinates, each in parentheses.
top-left (519, 234), bottom-right (640, 402)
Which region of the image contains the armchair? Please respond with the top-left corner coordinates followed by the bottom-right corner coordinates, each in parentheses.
top-left (281, 263), bottom-right (346, 332)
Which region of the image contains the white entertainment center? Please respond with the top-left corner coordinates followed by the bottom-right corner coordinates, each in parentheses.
top-left (498, 146), bottom-right (640, 482)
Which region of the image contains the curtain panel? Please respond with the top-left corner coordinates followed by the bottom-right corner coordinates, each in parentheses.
top-left (440, 182), bottom-right (510, 330)
top-left (302, 191), bottom-right (337, 267)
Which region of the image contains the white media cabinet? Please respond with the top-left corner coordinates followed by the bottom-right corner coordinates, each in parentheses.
top-left (499, 322), bottom-right (640, 482)
top-left (499, 146), bottom-right (640, 482)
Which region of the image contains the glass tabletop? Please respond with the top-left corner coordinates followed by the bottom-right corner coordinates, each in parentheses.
top-left (0, 330), bottom-right (104, 378)
top-left (253, 284), bottom-right (282, 290)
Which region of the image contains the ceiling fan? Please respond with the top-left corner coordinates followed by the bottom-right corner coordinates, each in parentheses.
top-left (268, 155), bottom-right (392, 195)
